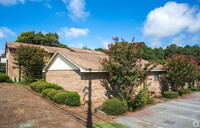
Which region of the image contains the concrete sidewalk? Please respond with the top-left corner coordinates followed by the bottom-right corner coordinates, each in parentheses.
top-left (115, 92), bottom-right (200, 128)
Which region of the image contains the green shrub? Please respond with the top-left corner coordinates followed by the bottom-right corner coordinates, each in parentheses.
top-left (43, 83), bottom-right (63, 90)
top-left (164, 91), bottom-right (179, 99)
top-left (53, 91), bottom-right (68, 104)
top-left (190, 87), bottom-right (199, 91)
top-left (46, 89), bottom-right (62, 100)
top-left (102, 98), bottom-right (127, 115)
top-left (37, 78), bottom-right (46, 82)
top-left (42, 88), bottom-right (54, 98)
top-left (30, 81), bottom-right (45, 93)
top-left (30, 81), bottom-right (63, 93)
top-left (178, 89), bottom-right (191, 96)
top-left (0, 73), bottom-right (10, 82)
top-left (146, 97), bottom-right (154, 105)
top-left (66, 92), bottom-right (81, 106)
top-left (198, 87), bottom-right (200, 91)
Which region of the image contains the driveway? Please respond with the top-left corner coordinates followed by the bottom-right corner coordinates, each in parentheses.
top-left (115, 92), bottom-right (200, 128)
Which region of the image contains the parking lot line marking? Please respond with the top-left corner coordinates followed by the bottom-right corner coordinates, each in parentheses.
top-left (171, 101), bottom-right (200, 108)
top-left (130, 117), bottom-right (163, 128)
top-left (159, 104), bottom-right (200, 113)
top-left (172, 115), bottom-right (200, 122)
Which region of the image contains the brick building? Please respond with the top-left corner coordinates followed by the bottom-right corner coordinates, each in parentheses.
top-left (6, 41), bottom-right (164, 107)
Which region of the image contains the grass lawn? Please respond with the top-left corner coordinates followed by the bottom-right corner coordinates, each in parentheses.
top-left (89, 122), bottom-right (129, 128)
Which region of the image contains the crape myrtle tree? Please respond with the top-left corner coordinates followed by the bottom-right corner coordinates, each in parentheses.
top-left (13, 44), bottom-right (50, 84)
top-left (164, 54), bottom-right (200, 91)
top-left (100, 37), bottom-right (156, 110)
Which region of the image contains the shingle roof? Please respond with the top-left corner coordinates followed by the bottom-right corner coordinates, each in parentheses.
top-left (6, 41), bottom-right (66, 54)
top-left (6, 41), bottom-right (164, 71)
top-left (57, 49), bottom-right (107, 71)
top-left (6, 41), bottom-right (107, 71)
top-left (140, 60), bottom-right (164, 71)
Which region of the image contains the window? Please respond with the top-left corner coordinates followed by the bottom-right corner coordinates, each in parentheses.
top-left (154, 72), bottom-right (159, 81)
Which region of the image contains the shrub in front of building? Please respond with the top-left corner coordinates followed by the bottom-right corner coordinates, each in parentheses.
top-left (65, 92), bottom-right (81, 106)
top-left (30, 81), bottom-right (63, 93)
top-left (190, 87), bottom-right (199, 91)
top-left (53, 91), bottom-right (68, 104)
top-left (178, 89), bottom-right (191, 96)
top-left (0, 73), bottom-right (11, 82)
top-left (164, 91), bottom-right (179, 99)
top-left (102, 98), bottom-right (127, 115)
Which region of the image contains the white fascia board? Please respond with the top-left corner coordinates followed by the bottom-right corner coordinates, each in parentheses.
top-left (151, 70), bottom-right (165, 71)
top-left (43, 51), bottom-right (59, 72)
top-left (43, 51), bottom-right (84, 72)
top-left (43, 50), bottom-right (107, 73)
top-left (83, 70), bottom-right (107, 73)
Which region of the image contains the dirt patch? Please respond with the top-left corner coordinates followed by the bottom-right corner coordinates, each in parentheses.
top-left (0, 83), bottom-right (114, 128)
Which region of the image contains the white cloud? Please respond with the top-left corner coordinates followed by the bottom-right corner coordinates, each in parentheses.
top-left (0, 0), bottom-right (25, 6)
top-left (58, 27), bottom-right (89, 38)
top-left (0, 0), bottom-right (51, 7)
top-left (0, 27), bottom-right (15, 39)
top-left (143, 2), bottom-right (200, 42)
top-left (62, 0), bottom-right (89, 20)
top-left (170, 34), bottom-right (185, 46)
top-left (148, 38), bottom-right (163, 48)
top-left (69, 42), bottom-right (83, 48)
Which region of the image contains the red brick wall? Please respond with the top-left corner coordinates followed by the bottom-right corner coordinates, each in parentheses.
top-left (6, 48), bottom-right (20, 80)
top-left (45, 70), bottom-right (113, 107)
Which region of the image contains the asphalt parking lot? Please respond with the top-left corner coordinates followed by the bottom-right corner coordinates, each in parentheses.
top-left (115, 92), bottom-right (200, 128)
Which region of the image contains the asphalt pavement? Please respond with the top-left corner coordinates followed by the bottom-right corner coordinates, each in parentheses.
top-left (115, 92), bottom-right (200, 128)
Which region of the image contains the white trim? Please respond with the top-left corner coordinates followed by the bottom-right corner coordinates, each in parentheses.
top-left (43, 51), bottom-right (106, 73)
top-left (151, 70), bottom-right (165, 72)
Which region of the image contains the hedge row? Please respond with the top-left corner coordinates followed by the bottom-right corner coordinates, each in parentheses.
top-left (164, 87), bottom-right (200, 99)
top-left (178, 89), bottom-right (191, 96)
top-left (164, 91), bottom-right (179, 99)
top-left (30, 81), bottom-right (63, 93)
top-left (190, 87), bottom-right (200, 91)
top-left (30, 81), bottom-right (81, 106)
top-left (0, 73), bottom-right (12, 83)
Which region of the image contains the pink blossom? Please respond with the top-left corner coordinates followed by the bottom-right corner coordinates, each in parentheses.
top-left (125, 90), bottom-right (128, 93)
top-left (132, 97), bottom-right (134, 100)
top-left (141, 44), bottom-right (144, 47)
top-left (131, 87), bottom-right (134, 90)
top-left (150, 78), bottom-right (152, 80)
top-left (109, 72), bottom-right (112, 75)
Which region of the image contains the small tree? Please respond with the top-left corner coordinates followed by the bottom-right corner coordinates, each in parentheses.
top-left (100, 37), bottom-right (156, 109)
top-left (13, 44), bottom-right (50, 84)
top-left (164, 54), bottom-right (199, 91)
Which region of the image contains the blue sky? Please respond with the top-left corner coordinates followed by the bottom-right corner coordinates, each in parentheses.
top-left (0, 0), bottom-right (200, 54)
